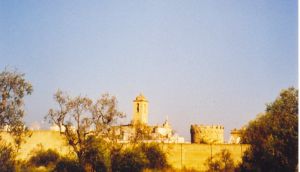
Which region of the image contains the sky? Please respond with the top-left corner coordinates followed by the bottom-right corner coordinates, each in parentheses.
top-left (0, 1), bottom-right (298, 141)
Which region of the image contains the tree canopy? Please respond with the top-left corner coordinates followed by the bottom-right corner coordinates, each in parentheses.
top-left (0, 69), bottom-right (33, 145)
top-left (240, 87), bottom-right (298, 172)
top-left (45, 90), bottom-right (125, 169)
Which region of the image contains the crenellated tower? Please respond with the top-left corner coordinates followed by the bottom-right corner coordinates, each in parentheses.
top-left (190, 124), bottom-right (224, 144)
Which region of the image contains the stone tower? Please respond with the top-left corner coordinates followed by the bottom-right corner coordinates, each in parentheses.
top-left (190, 124), bottom-right (224, 144)
top-left (132, 93), bottom-right (148, 124)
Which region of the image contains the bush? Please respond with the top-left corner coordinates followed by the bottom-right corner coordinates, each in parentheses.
top-left (205, 149), bottom-right (235, 172)
top-left (111, 143), bottom-right (168, 172)
top-left (83, 145), bottom-right (107, 172)
top-left (141, 143), bottom-right (168, 169)
top-left (0, 143), bottom-right (16, 172)
top-left (111, 147), bottom-right (149, 172)
top-left (28, 148), bottom-right (60, 167)
top-left (53, 158), bottom-right (84, 172)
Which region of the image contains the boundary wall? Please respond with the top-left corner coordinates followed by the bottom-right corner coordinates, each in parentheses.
top-left (162, 143), bottom-right (248, 171)
top-left (1, 131), bottom-right (248, 171)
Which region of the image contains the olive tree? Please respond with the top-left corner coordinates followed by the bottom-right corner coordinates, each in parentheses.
top-left (0, 69), bottom-right (33, 172)
top-left (46, 90), bottom-right (124, 169)
top-left (0, 69), bottom-right (33, 146)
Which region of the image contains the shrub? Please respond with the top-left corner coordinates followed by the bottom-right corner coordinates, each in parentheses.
top-left (111, 143), bottom-right (168, 172)
top-left (53, 158), bottom-right (84, 172)
top-left (111, 147), bottom-right (149, 172)
top-left (141, 143), bottom-right (168, 169)
top-left (83, 144), bottom-right (107, 172)
top-left (0, 143), bottom-right (16, 172)
top-left (205, 149), bottom-right (235, 172)
top-left (28, 148), bottom-right (60, 167)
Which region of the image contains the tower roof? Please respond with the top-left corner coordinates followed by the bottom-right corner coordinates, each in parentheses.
top-left (134, 93), bottom-right (148, 102)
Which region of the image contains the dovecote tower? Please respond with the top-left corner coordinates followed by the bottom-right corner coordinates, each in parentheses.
top-left (132, 93), bottom-right (148, 124)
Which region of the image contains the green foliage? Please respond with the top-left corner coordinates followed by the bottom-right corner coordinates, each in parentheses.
top-left (0, 142), bottom-right (16, 172)
top-left (205, 149), bottom-right (235, 172)
top-left (0, 69), bottom-right (33, 172)
top-left (240, 87), bottom-right (298, 172)
top-left (0, 69), bottom-right (33, 148)
top-left (111, 143), bottom-right (168, 172)
top-left (28, 148), bottom-right (60, 167)
top-left (46, 90), bottom-right (124, 168)
top-left (141, 143), bottom-right (168, 170)
top-left (0, 69), bottom-right (33, 130)
top-left (111, 147), bottom-right (149, 172)
top-left (53, 158), bottom-right (84, 172)
top-left (82, 136), bottom-right (108, 172)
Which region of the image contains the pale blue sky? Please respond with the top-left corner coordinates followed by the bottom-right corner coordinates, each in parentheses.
top-left (0, 1), bottom-right (297, 141)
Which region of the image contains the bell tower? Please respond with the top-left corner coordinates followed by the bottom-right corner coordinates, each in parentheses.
top-left (132, 93), bottom-right (148, 124)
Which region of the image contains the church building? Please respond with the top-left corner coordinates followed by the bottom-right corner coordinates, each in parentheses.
top-left (118, 93), bottom-right (184, 143)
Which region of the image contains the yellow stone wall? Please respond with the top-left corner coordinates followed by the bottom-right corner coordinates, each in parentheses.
top-left (1, 131), bottom-right (248, 171)
top-left (1, 131), bottom-right (72, 159)
top-left (162, 143), bottom-right (248, 171)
